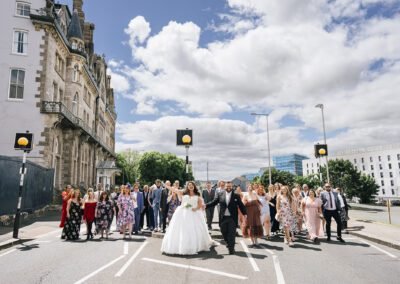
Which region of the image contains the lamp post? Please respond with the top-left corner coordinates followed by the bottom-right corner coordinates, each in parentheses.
top-left (315, 104), bottom-right (330, 183)
top-left (251, 113), bottom-right (272, 185)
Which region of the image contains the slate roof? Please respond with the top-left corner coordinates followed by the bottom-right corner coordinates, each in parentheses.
top-left (67, 9), bottom-right (83, 39)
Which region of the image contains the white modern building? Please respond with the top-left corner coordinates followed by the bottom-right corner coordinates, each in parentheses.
top-left (302, 144), bottom-right (400, 199)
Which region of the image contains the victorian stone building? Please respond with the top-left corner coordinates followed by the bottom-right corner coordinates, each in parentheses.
top-left (0, 0), bottom-right (117, 190)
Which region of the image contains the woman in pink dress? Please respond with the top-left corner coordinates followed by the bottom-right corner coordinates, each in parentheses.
top-left (302, 189), bottom-right (323, 242)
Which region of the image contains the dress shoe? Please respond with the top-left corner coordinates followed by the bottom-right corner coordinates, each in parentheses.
top-left (337, 237), bottom-right (345, 243)
top-left (327, 237), bottom-right (331, 242)
top-left (229, 249), bottom-right (235, 255)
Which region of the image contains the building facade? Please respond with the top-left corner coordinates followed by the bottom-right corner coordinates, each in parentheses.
top-left (273, 154), bottom-right (308, 176)
top-left (0, 0), bottom-right (117, 190)
top-left (302, 144), bottom-right (400, 199)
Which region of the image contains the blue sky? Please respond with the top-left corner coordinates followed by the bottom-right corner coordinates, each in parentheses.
top-left (65, 0), bottom-right (400, 179)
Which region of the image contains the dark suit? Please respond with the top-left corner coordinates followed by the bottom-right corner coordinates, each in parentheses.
top-left (133, 191), bottom-right (144, 233)
top-left (160, 188), bottom-right (170, 231)
top-left (141, 191), bottom-right (151, 229)
top-left (202, 188), bottom-right (216, 229)
top-left (206, 191), bottom-right (247, 252)
top-left (321, 191), bottom-right (342, 238)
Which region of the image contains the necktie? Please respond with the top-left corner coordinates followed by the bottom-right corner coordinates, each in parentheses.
top-left (329, 192), bottom-right (333, 209)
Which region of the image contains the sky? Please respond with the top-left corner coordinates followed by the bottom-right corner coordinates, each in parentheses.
top-left (66, 0), bottom-right (400, 180)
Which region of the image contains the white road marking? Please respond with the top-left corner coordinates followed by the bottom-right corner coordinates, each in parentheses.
top-left (115, 241), bottom-right (148, 277)
top-left (265, 249), bottom-right (286, 284)
top-left (0, 249), bottom-right (17, 258)
top-left (239, 240), bottom-right (260, 272)
top-left (124, 242), bottom-right (129, 255)
top-left (360, 240), bottom-right (398, 259)
top-left (142, 258), bottom-right (248, 280)
top-left (74, 255), bottom-right (125, 284)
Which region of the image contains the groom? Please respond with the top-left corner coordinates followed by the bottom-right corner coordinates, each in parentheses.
top-left (205, 181), bottom-right (247, 255)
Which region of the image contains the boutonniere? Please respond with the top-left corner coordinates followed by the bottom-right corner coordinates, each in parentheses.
top-left (234, 199), bottom-right (237, 202)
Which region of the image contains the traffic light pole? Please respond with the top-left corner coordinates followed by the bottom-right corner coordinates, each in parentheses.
top-left (13, 150), bottom-right (28, 239)
top-left (185, 146), bottom-right (189, 175)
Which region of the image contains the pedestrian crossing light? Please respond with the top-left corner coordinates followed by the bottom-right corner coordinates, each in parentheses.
top-left (14, 132), bottom-right (33, 151)
top-left (314, 144), bottom-right (328, 158)
top-left (177, 129), bottom-right (193, 146)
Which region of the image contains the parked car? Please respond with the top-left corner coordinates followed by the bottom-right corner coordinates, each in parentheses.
top-left (390, 200), bottom-right (400, 206)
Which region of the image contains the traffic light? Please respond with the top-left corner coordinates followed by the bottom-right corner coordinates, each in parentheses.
top-left (314, 144), bottom-right (328, 158)
top-left (14, 132), bottom-right (34, 151)
top-left (177, 129), bottom-right (193, 146)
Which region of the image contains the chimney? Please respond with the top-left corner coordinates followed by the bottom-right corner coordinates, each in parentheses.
top-left (73, 0), bottom-right (85, 28)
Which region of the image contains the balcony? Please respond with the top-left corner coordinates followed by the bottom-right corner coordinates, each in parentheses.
top-left (41, 101), bottom-right (115, 157)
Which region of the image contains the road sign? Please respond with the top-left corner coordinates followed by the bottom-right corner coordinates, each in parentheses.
top-left (14, 132), bottom-right (34, 151)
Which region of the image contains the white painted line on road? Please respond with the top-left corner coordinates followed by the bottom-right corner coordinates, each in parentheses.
top-left (115, 241), bottom-right (148, 277)
top-left (360, 240), bottom-right (398, 259)
top-left (240, 240), bottom-right (260, 272)
top-left (124, 242), bottom-right (129, 255)
top-left (0, 249), bottom-right (17, 258)
top-left (265, 249), bottom-right (285, 284)
top-left (74, 255), bottom-right (125, 284)
top-left (142, 258), bottom-right (248, 280)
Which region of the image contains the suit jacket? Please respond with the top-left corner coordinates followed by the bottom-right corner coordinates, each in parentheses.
top-left (160, 188), bottom-right (170, 212)
top-left (143, 191), bottom-right (151, 208)
top-left (321, 191), bottom-right (341, 212)
top-left (205, 191), bottom-right (247, 226)
top-left (202, 188), bottom-right (216, 204)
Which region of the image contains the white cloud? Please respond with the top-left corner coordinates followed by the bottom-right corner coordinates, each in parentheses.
top-left (124, 16), bottom-right (151, 49)
top-left (113, 1), bottom-right (400, 178)
top-left (108, 69), bottom-right (130, 93)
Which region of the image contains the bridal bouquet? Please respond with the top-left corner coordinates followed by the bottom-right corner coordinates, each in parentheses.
top-left (183, 202), bottom-right (192, 209)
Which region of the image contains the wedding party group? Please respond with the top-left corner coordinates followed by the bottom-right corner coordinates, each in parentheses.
top-left (58, 179), bottom-right (350, 256)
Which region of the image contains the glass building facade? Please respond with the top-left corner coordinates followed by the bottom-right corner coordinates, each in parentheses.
top-left (273, 154), bottom-right (309, 176)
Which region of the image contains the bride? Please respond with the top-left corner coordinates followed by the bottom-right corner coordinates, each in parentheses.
top-left (161, 181), bottom-right (212, 255)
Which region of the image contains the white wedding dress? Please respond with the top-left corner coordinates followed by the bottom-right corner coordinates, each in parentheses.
top-left (161, 195), bottom-right (212, 255)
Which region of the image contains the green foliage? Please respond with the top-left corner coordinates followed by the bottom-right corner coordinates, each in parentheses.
top-left (294, 174), bottom-right (322, 189)
top-left (137, 151), bottom-right (194, 185)
top-left (260, 168), bottom-right (295, 187)
top-left (115, 149), bottom-right (141, 185)
top-left (317, 159), bottom-right (379, 203)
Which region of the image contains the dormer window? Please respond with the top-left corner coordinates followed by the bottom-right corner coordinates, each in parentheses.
top-left (72, 41), bottom-right (77, 50)
top-left (73, 65), bottom-right (79, 82)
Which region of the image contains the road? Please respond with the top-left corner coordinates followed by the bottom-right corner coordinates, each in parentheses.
top-left (1, 223), bottom-right (399, 284)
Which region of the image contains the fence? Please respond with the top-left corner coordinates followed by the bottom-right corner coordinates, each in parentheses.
top-left (0, 155), bottom-right (54, 215)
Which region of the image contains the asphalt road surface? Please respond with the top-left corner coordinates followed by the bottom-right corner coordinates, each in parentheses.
top-left (1, 225), bottom-right (399, 284)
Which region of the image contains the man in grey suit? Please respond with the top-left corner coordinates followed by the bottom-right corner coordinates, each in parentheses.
top-left (202, 181), bottom-right (216, 230)
top-left (321, 183), bottom-right (345, 243)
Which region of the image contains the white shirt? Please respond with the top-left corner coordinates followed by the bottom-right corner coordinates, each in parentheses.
top-left (224, 191), bottom-right (232, 216)
top-left (131, 192), bottom-right (138, 209)
top-left (326, 192), bottom-right (337, 210)
top-left (338, 194), bottom-right (345, 208)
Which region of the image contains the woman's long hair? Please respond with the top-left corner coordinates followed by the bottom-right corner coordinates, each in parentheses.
top-left (183, 181), bottom-right (200, 196)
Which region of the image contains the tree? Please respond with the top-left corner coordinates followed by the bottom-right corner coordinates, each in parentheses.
top-left (260, 168), bottom-right (295, 187)
top-left (318, 159), bottom-right (379, 203)
top-left (115, 149), bottom-right (141, 185)
top-left (294, 174), bottom-right (322, 189)
top-left (137, 151), bottom-right (194, 185)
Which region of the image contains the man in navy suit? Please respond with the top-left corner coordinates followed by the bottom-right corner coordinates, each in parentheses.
top-left (132, 183), bottom-right (144, 235)
top-left (321, 183), bottom-right (345, 243)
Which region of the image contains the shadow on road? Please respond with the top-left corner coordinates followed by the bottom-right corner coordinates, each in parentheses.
top-left (17, 243), bottom-right (39, 251)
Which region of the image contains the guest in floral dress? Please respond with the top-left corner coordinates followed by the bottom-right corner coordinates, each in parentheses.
top-left (62, 189), bottom-right (82, 240)
top-left (167, 190), bottom-right (181, 222)
top-left (276, 186), bottom-right (296, 246)
top-left (292, 187), bottom-right (303, 234)
top-left (118, 186), bottom-right (135, 238)
top-left (96, 191), bottom-right (115, 239)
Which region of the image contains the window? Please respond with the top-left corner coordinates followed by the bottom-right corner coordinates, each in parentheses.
top-left (354, 159), bottom-right (357, 164)
top-left (390, 180), bottom-right (394, 186)
top-left (382, 189), bottom-right (385, 195)
top-left (398, 162), bottom-right (400, 169)
top-left (16, 2), bottom-right (30, 17)
top-left (52, 82), bottom-right (58, 101)
top-left (397, 154), bottom-right (400, 160)
top-left (72, 93), bottom-right (78, 115)
top-left (362, 165), bottom-right (366, 171)
top-left (307, 170), bottom-right (309, 175)
top-left (370, 157), bottom-right (373, 162)
top-left (306, 163), bottom-right (309, 168)
top-left (13, 30), bottom-right (28, 54)
top-left (55, 53), bottom-right (64, 77)
top-left (9, 69), bottom-right (25, 99)
top-left (378, 156), bottom-right (381, 162)
top-left (390, 172), bottom-right (393, 178)
top-left (355, 166), bottom-right (358, 170)
top-left (389, 163), bottom-right (392, 170)
top-left (380, 172), bottom-right (384, 178)
top-left (73, 65), bottom-right (79, 82)
top-left (381, 180), bottom-right (384, 186)
top-left (371, 173), bottom-right (375, 178)
top-left (59, 88), bottom-right (63, 103)
top-left (371, 165), bottom-right (374, 170)
top-left (361, 158), bottom-right (364, 163)
top-left (392, 189), bottom-right (395, 195)
top-left (379, 164), bottom-right (383, 170)
top-left (388, 155), bottom-right (391, 161)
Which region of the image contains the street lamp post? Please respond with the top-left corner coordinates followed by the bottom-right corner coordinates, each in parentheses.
top-left (315, 104), bottom-right (330, 184)
top-left (251, 113), bottom-right (272, 185)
